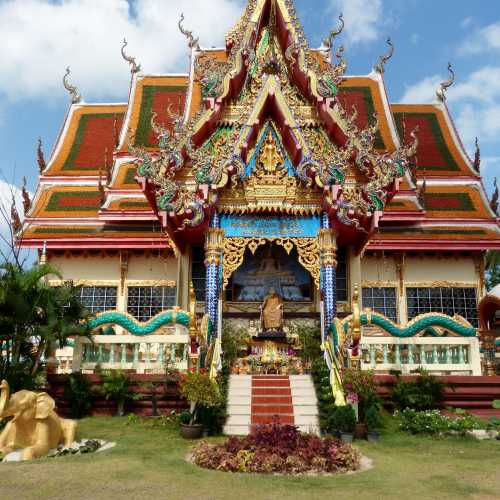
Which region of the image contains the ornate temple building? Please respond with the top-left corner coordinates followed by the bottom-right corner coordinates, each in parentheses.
top-left (18, 0), bottom-right (500, 376)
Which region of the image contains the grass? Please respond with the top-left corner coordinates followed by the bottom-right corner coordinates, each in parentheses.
top-left (1, 417), bottom-right (499, 500)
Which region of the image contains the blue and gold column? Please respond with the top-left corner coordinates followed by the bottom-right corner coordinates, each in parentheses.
top-left (319, 213), bottom-right (337, 340)
top-left (204, 213), bottom-right (224, 343)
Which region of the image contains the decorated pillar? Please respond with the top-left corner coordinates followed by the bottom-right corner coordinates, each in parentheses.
top-left (204, 213), bottom-right (224, 343)
top-left (318, 213), bottom-right (337, 341)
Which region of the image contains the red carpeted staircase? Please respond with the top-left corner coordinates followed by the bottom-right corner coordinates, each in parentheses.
top-left (224, 374), bottom-right (320, 435)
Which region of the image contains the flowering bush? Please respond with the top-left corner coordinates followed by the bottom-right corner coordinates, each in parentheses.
top-left (395, 408), bottom-right (481, 435)
top-left (191, 420), bottom-right (361, 474)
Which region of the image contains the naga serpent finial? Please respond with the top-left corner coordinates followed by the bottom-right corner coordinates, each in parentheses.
top-left (473, 137), bottom-right (481, 173)
top-left (374, 37), bottom-right (394, 74)
top-left (63, 67), bottom-right (82, 104)
top-left (322, 13), bottom-right (344, 50)
top-left (436, 62), bottom-right (455, 101)
top-left (22, 176), bottom-right (31, 215)
top-left (178, 13), bottom-right (200, 50)
top-left (121, 38), bottom-right (141, 74)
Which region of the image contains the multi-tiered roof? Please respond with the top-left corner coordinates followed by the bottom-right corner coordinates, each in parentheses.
top-left (20, 0), bottom-right (500, 253)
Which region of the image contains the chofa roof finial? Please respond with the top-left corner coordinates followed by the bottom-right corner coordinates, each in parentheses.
top-left (473, 137), bottom-right (481, 173)
top-left (374, 37), bottom-right (394, 74)
top-left (22, 176), bottom-right (31, 216)
top-left (491, 178), bottom-right (499, 216)
top-left (37, 137), bottom-right (46, 174)
top-left (63, 67), bottom-right (82, 104)
top-left (121, 38), bottom-right (141, 74)
top-left (436, 62), bottom-right (455, 101)
top-left (322, 13), bottom-right (344, 51)
top-left (178, 13), bottom-right (200, 51)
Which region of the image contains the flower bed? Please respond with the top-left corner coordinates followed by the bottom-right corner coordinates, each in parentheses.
top-left (395, 408), bottom-right (482, 435)
top-left (191, 421), bottom-right (361, 474)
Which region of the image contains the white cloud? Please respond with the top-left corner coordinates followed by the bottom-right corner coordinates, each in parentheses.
top-left (328, 0), bottom-right (383, 45)
top-left (459, 20), bottom-right (500, 54)
top-left (481, 156), bottom-right (500, 175)
top-left (399, 75), bottom-right (442, 104)
top-left (0, 0), bottom-right (244, 101)
top-left (461, 17), bottom-right (473, 29)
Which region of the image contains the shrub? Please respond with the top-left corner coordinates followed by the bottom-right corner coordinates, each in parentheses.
top-left (343, 368), bottom-right (381, 420)
top-left (391, 370), bottom-right (445, 411)
top-left (179, 371), bottom-right (223, 425)
top-left (192, 420), bottom-right (361, 474)
top-left (99, 370), bottom-right (141, 416)
top-left (365, 406), bottom-right (382, 432)
top-left (328, 405), bottom-right (356, 433)
top-left (395, 408), bottom-right (480, 435)
top-left (64, 372), bottom-right (94, 418)
top-left (311, 358), bottom-right (338, 433)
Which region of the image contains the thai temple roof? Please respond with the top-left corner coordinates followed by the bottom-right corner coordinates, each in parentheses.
top-left (19, 0), bottom-right (500, 253)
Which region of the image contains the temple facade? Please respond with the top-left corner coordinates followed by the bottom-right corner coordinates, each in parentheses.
top-left (19, 0), bottom-right (500, 376)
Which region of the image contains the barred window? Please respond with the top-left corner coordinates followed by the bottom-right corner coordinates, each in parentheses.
top-left (336, 247), bottom-right (348, 302)
top-left (127, 286), bottom-right (176, 322)
top-left (362, 287), bottom-right (397, 322)
top-left (406, 287), bottom-right (478, 326)
top-left (191, 246), bottom-right (206, 302)
top-left (77, 286), bottom-right (117, 313)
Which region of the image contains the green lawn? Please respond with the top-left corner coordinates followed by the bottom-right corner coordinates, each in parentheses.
top-left (1, 417), bottom-right (499, 500)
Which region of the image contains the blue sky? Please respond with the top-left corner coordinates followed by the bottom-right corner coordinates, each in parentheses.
top-left (1, 0), bottom-right (499, 231)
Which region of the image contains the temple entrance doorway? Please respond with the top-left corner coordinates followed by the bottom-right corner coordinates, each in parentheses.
top-left (223, 242), bottom-right (316, 375)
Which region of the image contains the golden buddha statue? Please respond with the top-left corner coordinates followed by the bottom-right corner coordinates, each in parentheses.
top-left (260, 287), bottom-right (284, 331)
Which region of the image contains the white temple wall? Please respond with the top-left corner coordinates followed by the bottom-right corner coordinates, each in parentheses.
top-left (49, 255), bottom-right (121, 282)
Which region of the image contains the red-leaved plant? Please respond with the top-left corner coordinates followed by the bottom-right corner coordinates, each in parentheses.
top-left (192, 418), bottom-right (361, 474)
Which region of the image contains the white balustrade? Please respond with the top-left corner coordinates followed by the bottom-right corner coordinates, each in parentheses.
top-left (360, 336), bottom-right (481, 375)
top-left (72, 334), bottom-right (190, 374)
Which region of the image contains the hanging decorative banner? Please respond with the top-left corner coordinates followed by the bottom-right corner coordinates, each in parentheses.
top-left (220, 215), bottom-right (320, 238)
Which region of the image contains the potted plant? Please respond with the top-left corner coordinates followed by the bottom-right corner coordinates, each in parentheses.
top-left (179, 371), bottom-right (222, 439)
top-left (331, 405), bottom-right (356, 443)
top-left (365, 405), bottom-right (382, 442)
top-left (99, 370), bottom-right (141, 416)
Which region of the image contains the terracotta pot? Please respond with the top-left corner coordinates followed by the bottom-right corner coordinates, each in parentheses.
top-left (354, 423), bottom-right (367, 439)
top-left (180, 423), bottom-right (204, 439)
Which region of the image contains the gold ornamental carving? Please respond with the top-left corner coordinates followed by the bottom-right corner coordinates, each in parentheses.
top-left (222, 237), bottom-right (320, 289)
top-left (318, 228), bottom-right (337, 267)
top-left (204, 228), bottom-right (225, 266)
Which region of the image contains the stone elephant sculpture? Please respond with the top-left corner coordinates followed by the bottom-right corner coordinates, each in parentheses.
top-left (0, 379), bottom-right (77, 460)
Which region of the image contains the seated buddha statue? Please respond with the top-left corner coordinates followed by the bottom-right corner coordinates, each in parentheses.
top-left (260, 287), bottom-right (284, 332)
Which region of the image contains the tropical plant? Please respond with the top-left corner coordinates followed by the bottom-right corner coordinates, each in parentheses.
top-left (328, 405), bottom-right (356, 434)
top-left (391, 370), bottom-right (445, 411)
top-left (365, 405), bottom-right (382, 432)
top-left (311, 358), bottom-right (337, 433)
top-left (99, 370), bottom-right (141, 416)
top-left (343, 368), bottom-right (381, 421)
top-left (192, 420), bottom-right (361, 474)
top-left (0, 263), bottom-right (91, 391)
top-left (292, 323), bottom-right (322, 363)
top-left (64, 372), bottom-right (94, 418)
top-left (179, 371), bottom-right (223, 425)
top-left (486, 250), bottom-right (500, 290)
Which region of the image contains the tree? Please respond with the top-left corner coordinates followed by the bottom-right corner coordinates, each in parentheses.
top-left (0, 263), bottom-right (92, 391)
top-left (486, 250), bottom-right (500, 291)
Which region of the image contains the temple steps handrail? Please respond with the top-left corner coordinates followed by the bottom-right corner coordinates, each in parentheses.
top-left (87, 309), bottom-right (191, 336)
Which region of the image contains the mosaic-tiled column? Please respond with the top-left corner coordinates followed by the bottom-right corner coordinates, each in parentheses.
top-left (204, 213), bottom-right (224, 343)
top-left (319, 213), bottom-right (337, 341)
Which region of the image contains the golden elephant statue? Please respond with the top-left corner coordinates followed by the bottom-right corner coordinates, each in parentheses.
top-left (0, 379), bottom-right (77, 460)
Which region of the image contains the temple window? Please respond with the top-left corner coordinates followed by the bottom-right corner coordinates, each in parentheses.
top-left (126, 286), bottom-right (176, 321)
top-left (406, 287), bottom-right (478, 326)
top-left (76, 286), bottom-right (117, 313)
top-left (191, 246), bottom-right (206, 302)
top-left (362, 287), bottom-right (397, 321)
top-left (336, 247), bottom-right (348, 302)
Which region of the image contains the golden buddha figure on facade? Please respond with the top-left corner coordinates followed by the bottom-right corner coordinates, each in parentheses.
top-left (260, 287), bottom-right (284, 331)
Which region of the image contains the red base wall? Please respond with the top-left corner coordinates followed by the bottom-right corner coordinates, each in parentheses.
top-left (47, 374), bottom-right (188, 417)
